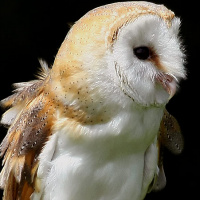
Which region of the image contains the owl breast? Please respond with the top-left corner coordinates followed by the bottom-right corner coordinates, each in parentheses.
top-left (31, 105), bottom-right (163, 200)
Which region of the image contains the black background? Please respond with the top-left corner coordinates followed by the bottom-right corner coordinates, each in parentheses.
top-left (0, 0), bottom-right (198, 199)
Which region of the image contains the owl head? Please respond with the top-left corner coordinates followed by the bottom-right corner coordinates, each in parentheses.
top-left (52, 1), bottom-right (186, 108)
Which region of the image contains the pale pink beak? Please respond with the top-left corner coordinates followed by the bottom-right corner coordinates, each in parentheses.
top-left (155, 73), bottom-right (177, 99)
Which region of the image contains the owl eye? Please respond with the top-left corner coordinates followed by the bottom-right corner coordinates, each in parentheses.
top-left (134, 46), bottom-right (150, 60)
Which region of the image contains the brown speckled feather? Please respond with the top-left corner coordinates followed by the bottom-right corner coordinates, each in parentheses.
top-left (150, 109), bottom-right (184, 191)
top-left (159, 109), bottom-right (184, 154)
top-left (0, 63), bottom-right (56, 199)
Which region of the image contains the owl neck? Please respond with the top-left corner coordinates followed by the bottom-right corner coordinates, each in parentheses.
top-left (48, 61), bottom-right (164, 150)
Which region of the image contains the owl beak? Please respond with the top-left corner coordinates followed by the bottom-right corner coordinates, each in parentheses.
top-left (156, 73), bottom-right (177, 99)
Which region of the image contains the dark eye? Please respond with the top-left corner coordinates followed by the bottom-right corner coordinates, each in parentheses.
top-left (133, 46), bottom-right (150, 60)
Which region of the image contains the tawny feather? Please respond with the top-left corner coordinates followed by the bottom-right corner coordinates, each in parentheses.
top-left (0, 62), bottom-right (55, 199)
top-left (150, 110), bottom-right (183, 191)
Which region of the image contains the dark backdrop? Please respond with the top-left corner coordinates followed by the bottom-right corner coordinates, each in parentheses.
top-left (0, 0), bottom-right (198, 199)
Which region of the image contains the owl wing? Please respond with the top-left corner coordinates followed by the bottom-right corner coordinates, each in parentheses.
top-left (150, 109), bottom-right (184, 191)
top-left (0, 62), bottom-right (55, 199)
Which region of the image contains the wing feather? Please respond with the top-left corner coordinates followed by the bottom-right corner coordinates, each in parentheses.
top-left (0, 62), bottom-right (55, 199)
top-left (150, 109), bottom-right (184, 191)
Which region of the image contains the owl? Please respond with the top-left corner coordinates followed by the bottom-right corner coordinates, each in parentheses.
top-left (0, 1), bottom-right (186, 200)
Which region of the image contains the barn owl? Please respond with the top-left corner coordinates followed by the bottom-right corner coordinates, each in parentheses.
top-left (0, 1), bottom-right (186, 200)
